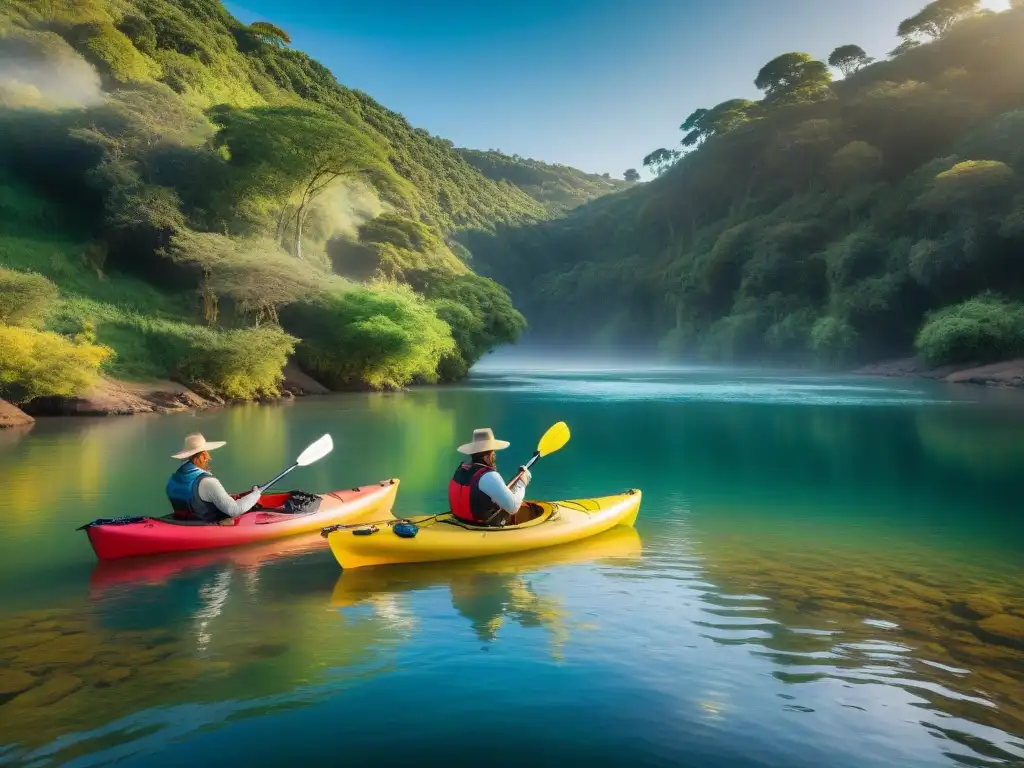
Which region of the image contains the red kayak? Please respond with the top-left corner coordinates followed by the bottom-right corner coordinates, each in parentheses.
top-left (80, 480), bottom-right (399, 561)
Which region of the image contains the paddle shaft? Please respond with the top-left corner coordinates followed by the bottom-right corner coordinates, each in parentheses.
top-left (506, 451), bottom-right (540, 489)
top-left (259, 462), bottom-right (298, 494)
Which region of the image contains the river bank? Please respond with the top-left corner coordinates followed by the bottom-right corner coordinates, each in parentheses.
top-left (0, 362), bottom-right (332, 428)
top-left (854, 357), bottom-right (1024, 388)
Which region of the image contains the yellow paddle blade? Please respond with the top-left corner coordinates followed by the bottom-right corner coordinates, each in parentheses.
top-left (537, 421), bottom-right (570, 457)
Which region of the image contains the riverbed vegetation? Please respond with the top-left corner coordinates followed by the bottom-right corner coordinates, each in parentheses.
top-left (0, 0), bottom-right (618, 403)
top-left (466, 0), bottom-right (1024, 369)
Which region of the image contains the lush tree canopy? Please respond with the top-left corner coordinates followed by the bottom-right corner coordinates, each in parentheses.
top-left (466, 1), bottom-right (1024, 371)
top-left (0, 0), bottom-right (628, 399)
top-left (249, 21), bottom-right (291, 47)
top-left (828, 45), bottom-right (873, 77)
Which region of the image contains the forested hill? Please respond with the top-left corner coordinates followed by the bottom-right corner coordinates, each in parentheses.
top-left (466, 0), bottom-right (1024, 369)
top-left (456, 149), bottom-right (628, 214)
top-left (0, 0), bottom-right (619, 408)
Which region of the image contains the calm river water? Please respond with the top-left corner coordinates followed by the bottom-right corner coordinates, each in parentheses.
top-left (1, 362), bottom-right (1023, 767)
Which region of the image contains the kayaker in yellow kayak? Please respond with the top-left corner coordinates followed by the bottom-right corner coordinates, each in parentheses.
top-left (166, 433), bottom-right (261, 524)
top-left (448, 428), bottom-right (531, 527)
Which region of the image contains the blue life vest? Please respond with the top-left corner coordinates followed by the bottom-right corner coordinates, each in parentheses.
top-left (166, 462), bottom-right (222, 522)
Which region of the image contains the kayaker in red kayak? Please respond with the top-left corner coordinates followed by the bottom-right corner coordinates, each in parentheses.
top-left (448, 428), bottom-right (531, 527)
top-left (166, 433), bottom-right (261, 525)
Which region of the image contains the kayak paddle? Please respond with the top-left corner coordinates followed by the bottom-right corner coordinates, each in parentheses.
top-left (258, 433), bottom-right (334, 493)
top-left (506, 421), bottom-right (571, 489)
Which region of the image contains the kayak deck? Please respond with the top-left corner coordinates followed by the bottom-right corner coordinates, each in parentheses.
top-left (83, 479), bottom-right (399, 560)
top-left (324, 489), bottom-right (642, 571)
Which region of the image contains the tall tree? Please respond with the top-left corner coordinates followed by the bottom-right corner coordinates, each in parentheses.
top-left (680, 100), bottom-right (760, 147)
top-left (210, 105), bottom-right (388, 260)
top-left (888, 38), bottom-right (922, 57)
top-left (250, 21), bottom-right (292, 47)
top-left (624, 168), bottom-right (641, 182)
top-left (828, 44), bottom-right (874, 77)
top-left (754, 52), bottom-right (832, 105)
top-left (642, 148), bottom-right (681, 177)
top-left (897, 0), bottom-right (980, 41)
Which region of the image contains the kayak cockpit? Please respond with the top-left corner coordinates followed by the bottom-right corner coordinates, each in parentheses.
top-left (440, 501), bottom-right (557, 530)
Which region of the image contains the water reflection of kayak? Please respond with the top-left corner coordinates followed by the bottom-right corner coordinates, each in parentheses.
top-left (325, 490), bottom-right (642, 571)
top-left (82, 480), bottom-right (399, 561)
top-left (88, 531), bottom-right (333, 596)
top-left (330, 525), bottom-right (643, 608)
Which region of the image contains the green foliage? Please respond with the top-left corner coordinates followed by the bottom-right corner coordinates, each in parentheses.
top-left (466, 1), bottom-right (1024, 370)
top-left (456, 149), bottom-right (625, 214)
top-left (407, 268), bottom-right (527, 373)
top-left (282, 284), bottom-right (456, 390)
top-left (916, 160), bottom-right (1015, 212)
top-left (642, 148), bottom-right (681, 176)
top-left (624, 168), bottom-right (640, 183)
top-left (249, 21), bottom-right (291, 47)
top-left (809, 316), bottom-right (858, 366)
top-left (915, 295), bottom-right (1024, 365)
top-left (897, 0), bottom-right (980, 41)
top-left (0, 267), bottom-right (59, 328)
top-left (178, 325), bottom-right (296, 400)
top-left (0, 0), bottom-right (595, 399)
top-left (828, 45), bottom-right (873, 77)
top-left (67, 21), bottom-right (161, 85)
top-left (0, 325), bottom-right (113, 403)
top-left (754, 52), bottom-right (832, 105)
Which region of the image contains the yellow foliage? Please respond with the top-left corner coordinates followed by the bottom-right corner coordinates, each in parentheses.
top-left (0, 325), bottom-right (113, 403)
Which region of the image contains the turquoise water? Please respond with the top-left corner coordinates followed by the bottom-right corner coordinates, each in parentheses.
top-left (1, 365), bottom-right (1024, 766)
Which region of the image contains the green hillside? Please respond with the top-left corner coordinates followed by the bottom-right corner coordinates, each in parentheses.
top-left (467, 1), bottom-right (1024, 368)
top-left (0, 0), bottom-right (622, 404)
top-left (456, 148), bottom-right (628, 214)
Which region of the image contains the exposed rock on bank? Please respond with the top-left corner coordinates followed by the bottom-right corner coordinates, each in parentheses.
top-left (20, 377), bottom-right (215, 418)
top-left (16, 361), bottom-right (333, 419)
top-left (281, 361), bottom-right (330, 396)
top-left (0, 399), bottom-right (34, 429)
top-left (855, 357), bottom-right (1024, 388)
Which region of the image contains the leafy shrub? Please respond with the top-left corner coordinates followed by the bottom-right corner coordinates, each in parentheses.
top-left (407, 269), bottom-right (526, 369)
top-left (0, 325), bottom-right (112, 403)
top-left (0, 267), bottom-right (59, 328)
top-left (282, 283), bottom-right (456, 390)
top-left (915, 295), bottom-right (1024, 366)
top-left (178, 325), bottom-right (296, 400)
top-left (809, 316), bottom-right (858, 366)
top-left (68, 22), bottom-right (160, 84)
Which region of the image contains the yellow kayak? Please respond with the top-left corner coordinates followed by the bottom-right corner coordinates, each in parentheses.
top-left (323, 489), bottom-right (642, 570)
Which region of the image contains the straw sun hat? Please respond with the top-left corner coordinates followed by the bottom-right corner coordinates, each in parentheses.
top-left (171, 433), bottom-right (227, 460)
top-left (456, 427), bottom-right (510, 455)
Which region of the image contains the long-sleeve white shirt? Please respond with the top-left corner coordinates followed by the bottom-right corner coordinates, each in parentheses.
top-left (476, 468), bottom-right (530, 514)
top-left (198, 476), bottom-right (262, 518)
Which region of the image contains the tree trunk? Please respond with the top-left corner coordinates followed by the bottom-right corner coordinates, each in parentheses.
top-left (293, 204), bottom-right (307, 260)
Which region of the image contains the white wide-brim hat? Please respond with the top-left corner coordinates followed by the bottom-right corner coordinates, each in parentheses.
top-left (172, 433), bottom-right (227, 460)
top-left (456, 427), bottom-right (510, 455)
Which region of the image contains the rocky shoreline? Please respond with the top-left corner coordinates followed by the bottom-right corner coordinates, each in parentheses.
top-left (854, 357), bottom-right (1024, 388)
top-left (0, 361), bottom-right (332, 428)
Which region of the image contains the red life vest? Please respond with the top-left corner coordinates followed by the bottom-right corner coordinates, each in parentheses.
top-left (448, 462), bottom-right (499, 523)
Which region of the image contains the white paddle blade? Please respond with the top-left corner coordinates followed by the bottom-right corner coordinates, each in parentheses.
top-left (297, 434), bottom-right (333, 466)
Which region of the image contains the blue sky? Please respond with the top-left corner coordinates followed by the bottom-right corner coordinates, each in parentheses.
top-left (224, 0), bottom-right (1005, 179)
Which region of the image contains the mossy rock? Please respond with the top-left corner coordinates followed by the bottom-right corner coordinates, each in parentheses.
top-left (13, 634), bottom-right (101, 668)
top-left (0, 631), bottom-right (62, 653)
top-left (950, 594), bottom-right (1004, 621)
top-left (0, 668), bottom-right (36, 696)
top-left (6, 674), bottom-right (83, 709)
top-left (974, 614), bottom-right (1024, 650)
